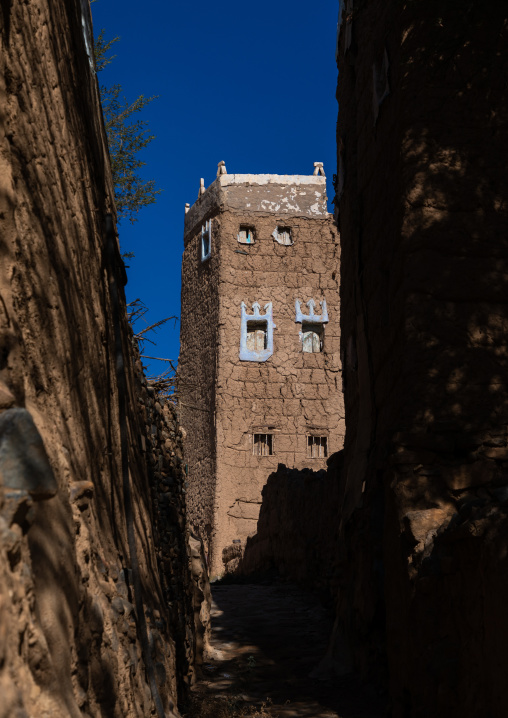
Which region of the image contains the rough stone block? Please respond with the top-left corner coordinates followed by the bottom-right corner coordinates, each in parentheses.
top-left (0, 408), bottom-right (57, 499)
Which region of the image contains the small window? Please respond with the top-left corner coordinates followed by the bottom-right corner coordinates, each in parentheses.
top-left (201, 220), bottom-right (211, 261)
top-left (273, 226), bottom-right (292, 245)
top-left (302, 322), bottom-right (324, 353)
top-left (246, 321), bottom-right (267, 352)
top-left (253, 433), bottom-right (273, 456)
top-left (307, 436), bottom-right (328, 459)
top-left (238, 226), bottom-right (255, 244)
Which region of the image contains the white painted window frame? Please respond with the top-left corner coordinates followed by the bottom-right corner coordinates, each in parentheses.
top-left (240, 302), bottom-right (275, 362)
top-left (295, 298), bottom-right (328, 353)
top-left (201, 219), bottom-right (212, 262)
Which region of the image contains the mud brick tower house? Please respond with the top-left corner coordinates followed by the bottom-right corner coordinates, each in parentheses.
top-left (179, 163), bottom-right (343, 575)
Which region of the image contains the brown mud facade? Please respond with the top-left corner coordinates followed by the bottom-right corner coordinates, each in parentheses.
top-left (0, 1), bottom-right (204, 716)
top-left (334, 1), bottom-right (508, 716)
top-left (179, 168), bottom-right (344, 577)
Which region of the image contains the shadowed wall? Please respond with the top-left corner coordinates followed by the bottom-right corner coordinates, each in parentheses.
top-left (335, 2), bottom-right (508, 715)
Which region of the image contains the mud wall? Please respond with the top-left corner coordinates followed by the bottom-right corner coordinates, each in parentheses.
top-left (0, 1), bottom-right (198, 716)
top-left (335, 1), bottom-right (508, 715)
top-left (239, 453), bottom-right (343, 603)
top-left (179, 204), bottom-right (220, 564)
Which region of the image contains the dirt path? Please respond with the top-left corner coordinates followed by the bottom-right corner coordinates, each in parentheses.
top-left (184, 580), bottom-right (384, 718)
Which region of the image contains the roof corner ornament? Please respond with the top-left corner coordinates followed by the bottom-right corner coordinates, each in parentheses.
top-left (184, 202), bottom-right (190, 214)
top-left (198, 178), bottom-right (206, 198)
top-left (217, 161), bottom-right (227, 177)
top-left (313, 162), bottom-right (326, 177)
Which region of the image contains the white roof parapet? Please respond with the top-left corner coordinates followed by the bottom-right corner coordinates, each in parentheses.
top-left (217, 173), bottom-right (326, 187)
top-left (185, 168), bottom-right (330, 236)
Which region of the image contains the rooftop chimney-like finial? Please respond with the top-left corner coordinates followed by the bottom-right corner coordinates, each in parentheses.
top-left (185, 202), bottom-right (190, 214)
top-left (217, 161), bottom-right (227, 177)
top-left (313, 162), bottom-right (325, 176)
top-left (198, 178), bottom-right (205, 198)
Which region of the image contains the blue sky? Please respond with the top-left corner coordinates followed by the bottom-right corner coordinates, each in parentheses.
top-left (91, 0), bottom-right (339, 375)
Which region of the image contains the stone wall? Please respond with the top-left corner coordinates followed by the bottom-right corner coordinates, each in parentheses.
top-left (239, 452), bottom-right (343, 604)
top-left (0, 2), bottom-right (200, 716)
top-left (335, 1), bottom-right (508, 715)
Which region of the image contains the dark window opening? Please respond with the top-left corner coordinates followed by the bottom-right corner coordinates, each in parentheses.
top-left (274, 226), bottom-right (292, 245)
top-left (238, 225), bottom-right (255, 244)
top-left (307, 435), bottom-right (327, 459)
top-left (302, 322), bottom-right (324, 353)
top-left (246, 321), bottom-right (268, 352)
top-left (253, 433), bottom-right (273, 456)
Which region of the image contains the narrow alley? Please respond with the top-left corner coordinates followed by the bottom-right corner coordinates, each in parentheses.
top-left (1, 2), bottom-right (507, 717)
top-left (185, 579), bottom-right (384, 718)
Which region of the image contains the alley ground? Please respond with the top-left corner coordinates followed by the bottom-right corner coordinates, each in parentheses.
top-left (184, 579), bottom-right (385, 718)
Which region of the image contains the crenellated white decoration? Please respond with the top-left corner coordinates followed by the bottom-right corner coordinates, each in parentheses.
top-left (295, 298), bottom-right (329, 324)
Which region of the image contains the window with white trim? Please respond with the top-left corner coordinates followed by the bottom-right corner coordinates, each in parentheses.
top-left (201, 220), bottom-right (211, 261)
top-left (253, 433), bottom-right (273, 456)
top-left (307, 436), bottom-right (328, 459)
top-left (239, 302), bottom-right (275, 362)
top-left (296, 299), bottom-right (328, 353)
